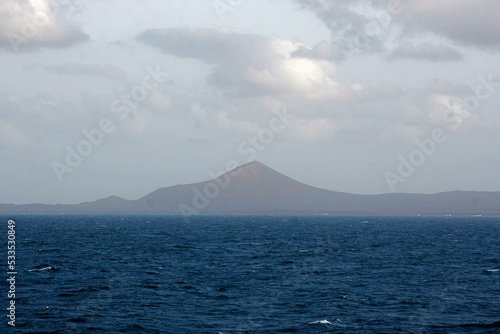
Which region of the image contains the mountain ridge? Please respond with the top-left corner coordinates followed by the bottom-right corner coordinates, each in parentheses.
top-left (1, 161), bottom-right (500, 215)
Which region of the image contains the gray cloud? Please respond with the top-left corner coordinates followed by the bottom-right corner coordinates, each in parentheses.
top-left (135, 25), bottom-right (495, 146)
top-left (294, 0), bottom-right (500, 54)
top-left (291, 40), bottom-right (345, 62)
top-left (292, 0), bottom-right (393, 56)
top-left (399, 0), bottom-right (500, 49)
top-left (390, 42), bottom-right (464, 61)
top-left (137, 27), bottom-right (342, 97)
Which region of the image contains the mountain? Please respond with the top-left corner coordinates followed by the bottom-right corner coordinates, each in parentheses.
top-left (135, 161), bottom-right (357, 214)
top-left (2, 161), bottom-right (500, 215)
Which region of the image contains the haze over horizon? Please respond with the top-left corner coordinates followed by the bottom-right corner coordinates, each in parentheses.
top-left (1, 0), bottom-right (500, 205)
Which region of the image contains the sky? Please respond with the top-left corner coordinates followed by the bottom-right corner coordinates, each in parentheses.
top-left (1, 0), bottom-right (500, 204)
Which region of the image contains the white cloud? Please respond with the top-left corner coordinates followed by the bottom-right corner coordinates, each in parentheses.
top-left (138, 28), bottom-right (348, 98)
top-left (0, 0), bottom-right (88, 52)
top-left (427, 95), bottom-right (476, 131)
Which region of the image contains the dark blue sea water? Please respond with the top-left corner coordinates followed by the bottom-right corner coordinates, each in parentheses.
top-left (2, 215), bottom-right (499, 333)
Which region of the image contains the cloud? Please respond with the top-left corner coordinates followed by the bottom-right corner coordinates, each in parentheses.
top-left (137, 27), bottom-right (345, 98)
top-left (382, 123), bottom-right (425, 142)
top-left (25, 63), bottom-right (128, 81)
top-left (399, 0), bottom-right (500, 49)
top-left (137, 27), bottom-right (386, 104)
top-left (147, 90), bottom-right (172, 113)
top-left (291, 40), bottom-right (345, 62)
top-left (0, 92), bottom-right (89, 138)
top-left (426, 94), bottom-right (476, 132)
top-left (423, 78), bottom-right (473, 96)
top-left (294, 0), bottom-right (500, 55)
top-left (0, 88), bottom-right (173, 153)
top-left (292, 0), bottom-right (395, 56)
top-left (190, 102), bottom-right (260, 134)
top-left (285, 117), bottom-right (336, 144)
top-left (137, 26), bottom-right (457, 144)
top-left (0, 118), bottom-right (27, 147)
top-left (390, 42), bottom-right (464, 61)
top-left (0, 0), bottom-right (88, 52)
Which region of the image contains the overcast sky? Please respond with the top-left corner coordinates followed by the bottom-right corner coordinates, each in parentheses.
top-left (1, 0), bottom-right (500, 204)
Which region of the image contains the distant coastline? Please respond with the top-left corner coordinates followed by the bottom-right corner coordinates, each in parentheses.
top-left (2, 162), bottom-right (500, 216)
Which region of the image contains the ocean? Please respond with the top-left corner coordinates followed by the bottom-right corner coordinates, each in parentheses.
top-left (3, 215), bottom-right (499, 333)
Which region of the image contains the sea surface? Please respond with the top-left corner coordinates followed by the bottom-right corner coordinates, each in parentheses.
top-left (2, 215), bottom-right (500, 333)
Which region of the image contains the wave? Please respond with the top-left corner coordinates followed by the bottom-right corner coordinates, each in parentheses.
top-left (37, 248), bottom-right (60, 253)
top-left (28, 264), bottom-right (59, 272)
top-left (308, 319), bottom-right (332, 325)
top-left (484, 267), bottom-right (500, 274)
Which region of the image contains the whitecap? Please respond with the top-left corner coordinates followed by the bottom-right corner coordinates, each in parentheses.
top-left (28, 266), bottom-right (54, 272)
top-left (309, 319), bottom-right (333, 325)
